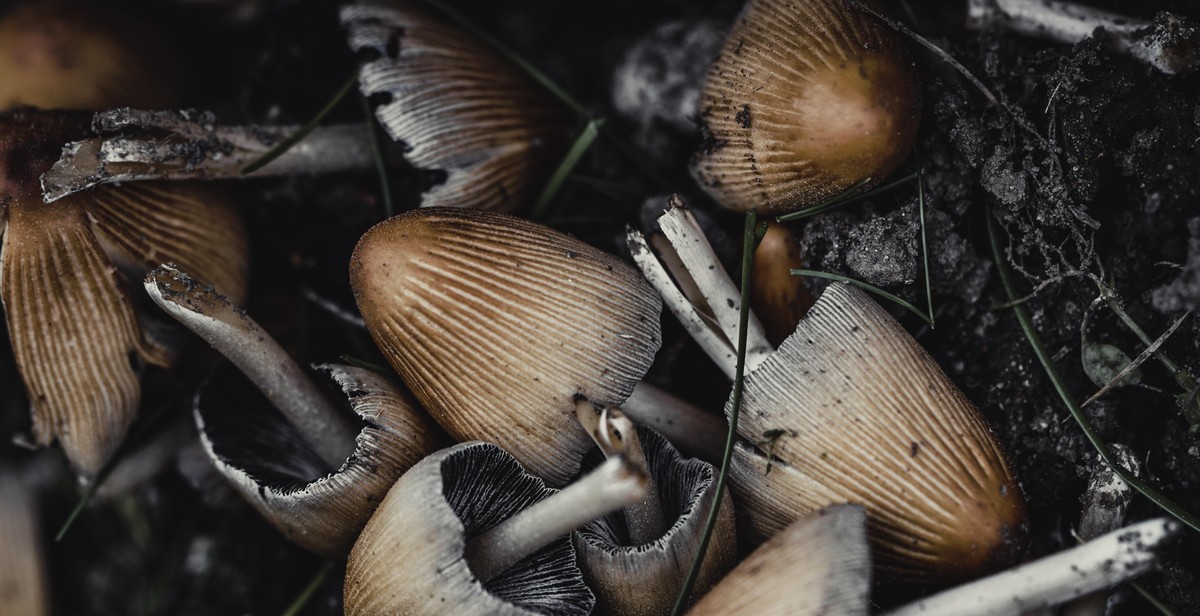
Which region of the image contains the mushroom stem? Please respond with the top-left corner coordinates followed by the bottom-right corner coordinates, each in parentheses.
top-left (42, 108), bottom-right (375, 203)
top-left (1063, 445), bottom-right (1139, 616)
top-left (144, 264), bottom-right (358, 470)
top-left (623, 382), bottom-right (727, 463)
top-left (887, 518), bottom-right (1179, 616)
top-left (464, 454), bottom-right (649, 583)
top-left (966, 0), bottom-right (1198, 75)
top-left (628, 199), bottom-right (774, 379)
top-left (575, 401), bottom-right (667, 545)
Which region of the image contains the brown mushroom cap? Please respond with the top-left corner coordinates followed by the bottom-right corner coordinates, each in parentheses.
top-left (349, 207), bottom-right (662, 486)
top-left (750, 221), bottom-right (813, 346)
top-left (691, 0), bottom-right (920, 214)
top-left (342, 1), bottom-right (567, 212)
top-left (0, 1), bottom-right (180, 111)
top-left (345, 441), bottom-right (596, 615)
top-left (727, 283), bottom-right (1026, 584)
top-left (687, 504), bottom-right (870, 615)
top-left (0, 468), bottom-right (48, 616)
top-left (0, 110), bottom-right (247, 474)
top-left (195, 363), bottom-right (443, 555)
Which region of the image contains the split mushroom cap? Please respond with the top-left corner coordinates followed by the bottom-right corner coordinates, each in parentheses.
top-left (573, 416), bottom-right (736, 615)
top-left (0, 467), bottom-right (48, 616)
top-left (0, 0), bottom-right (179, 110)
top-left (728, 283), bottom-right (1026, 584)
top-left (349, 207), bottom-right (662, 486)
top-left (342, 0), bottom-right (567, 212)
top-left (145, 265), bottom-right (442, 555)
top-left (345, 441), bottom-right (638, 615)
top-left (691, 0), bottom-right (920, 214)
top-left (687, 504), bottom-right (870, 616)
top-left (0, 110), bottom-right (247, 475)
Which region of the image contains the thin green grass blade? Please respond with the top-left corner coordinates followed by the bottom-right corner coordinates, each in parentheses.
top-left (917, 166), bottom-right (934, 328)
top-left (987, 213), bottom-right (1200, 533)
top-left (530, 118), bottom-right (604, 218)
top-left (790, 269), bottom-right (934, 327)
top-left (240, 72), bottom-right (359, 175)
top-left (1131, 581), bottom-right (1179, 616)
top-left (280, 561), bottom-right (334, 616)
top-left (339, 354), bottom-right (393, 375)
top-left (671, 210), bottom-right (765, 616)
top-left (775, 171), bottom-right (919, 223)
top-left (359, 93), bottom-right (394, 218)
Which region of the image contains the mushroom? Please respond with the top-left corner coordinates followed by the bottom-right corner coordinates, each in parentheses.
top-left (0, 110), bottom-right (248, 475)
top-left (349, 207), bottom-right (664, 486)
top-left (0, 0), bottom-right (179, 110)
top-left (629, 202), bottom-right (1027, 585)
top-left (0, 467), bottom-right (48, 616)
top-left (687, 504), bottom-right (871, 615)
top-left (691, 0), bottom-right (920, 215)
top-left (341, 0), bottom-right (568, 212)
top-left (344, 440), bottom-right (649, 615)
top-left (145, 265), bottom-right (442, 555)
top-left (750, 221), bottom-right (813, 346)
top-left (573, 402), bottom-right (736, 615)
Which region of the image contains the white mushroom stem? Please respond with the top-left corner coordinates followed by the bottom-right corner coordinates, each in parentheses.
top-left (464, 455), bottom-right (649, 583)
top-left (966, 0), bottom-right (1198, 75)
top-left (575, 401), bottom-right (667, 545)
top-left (1063, 445), bottom-right (1140, 616)
top-left (144, 264), bottom-right (358, 470)
top-left (887, 518), bottom-right (1180, 616)
top-left (627, 200), bottom-right (774, 380)
top-left (41, 108), bottom-right (375, 203)
top-left (623, 382), bottom-right (727, 463)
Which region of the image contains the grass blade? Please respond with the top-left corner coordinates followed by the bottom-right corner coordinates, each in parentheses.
top-left (671, 210), bottom-right (765, 615)
top-left (530, 118), bottom-right (604, 218)
top-left (359, 93), bottom-right (394, 218)
top-left (917, 165), bottom-right (934, 328)
top-left (987, 213), bottom-right (1200, 533)
top-left (790, 269), bottom-right (934, 327)
top-left (279, 561), bottom-right (333, 616)
top-left (240, 72), bottom-right (358, 176)
top-left (776, 171), bottom-right (918, 222)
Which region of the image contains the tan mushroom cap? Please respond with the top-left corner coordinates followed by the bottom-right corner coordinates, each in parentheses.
top-left (0, 110), bottom-right (247, 475)
top-left (0, 1), bottom-right (179, 110)
top-left (195, 364), bottom-right (442, 556)
top-left (345, 441), bottom-right (595, 616)
top-left (692, 0), bottom-right (920, 214)
top-left (349, 208), bottom-right (662, 486)
top-left (728, 283), bottom-right (1026, 584)
top-left (0, 468), bottom-right (48, 616)
top-left (688, 505), bottom-right (870, 616)
top-left (342, 1), bottom-right (567, 212)
top-left (750, 221), bottom-right (813, 346)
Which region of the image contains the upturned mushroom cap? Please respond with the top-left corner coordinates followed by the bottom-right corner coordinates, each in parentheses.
top-left (349, 207), bottom-right (662, 486)
top-left (345, 441), bottom-right (597, 615)
top-left (691, 0), bottom-right (920, 214)
top-left (0, 110), bottom-right (247, 475)
top-left (342, 1), bottom-right (567, 212)
top-left (195, 363), bottom-right (443, 556)
top-left (687, 505), bottom-right (870, 615)
top-left (574, 423), bottom-right (736, 615)
top-left (727, 283), bottom-right (1026, 584)
top-left (0, 1), bottom-right (179, 110)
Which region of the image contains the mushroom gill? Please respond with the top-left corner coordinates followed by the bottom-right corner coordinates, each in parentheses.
top-left (349, 207), bottom-right (662, 486)
top-left (0, 110), bottom-right (247, 475)
top-left (691, 0), bottom-right (920, 214)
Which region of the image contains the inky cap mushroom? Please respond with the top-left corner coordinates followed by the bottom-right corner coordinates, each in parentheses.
top-left (1, 110), bottom-right (247, 475)
top-left (692, 0), bottom-right (920, 214)
top-left (349, 207), bottom-right (662, 486)
top-left (342, 0), bottom-right (567, 212)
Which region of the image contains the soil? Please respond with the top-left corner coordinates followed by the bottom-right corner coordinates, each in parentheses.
top-left (3, 0), bottom-right (1200, 614)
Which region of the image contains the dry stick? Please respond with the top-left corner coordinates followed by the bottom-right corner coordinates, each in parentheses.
top-left (887, 518), bottom-right (1179, 616)
top-left (1081, 310), bottom-right (1191, 407)
top-left (144, 265), bottom-right (358, 469)
top-left (1063, 445), bottom-right (1140, 616)
top-left (575, 401), bottom-right (667, 545)
top-left (41, 108), bottom-right (373, 203)
top-left (463, 455), bottom-right (648, 583)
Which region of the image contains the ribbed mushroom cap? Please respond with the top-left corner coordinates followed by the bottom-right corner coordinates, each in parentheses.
top-left (195, 363), bottom-right (443, 556)
top-left (345, 441), bottom-right (595, 616)
top-left (349, 207), bottom-right (662, 486)
top-left (574, 425), bottom-right (736, 615)
top-left (342, 1), bottom-right (567, 212)
top-left (0, 468), bottom-right (48, 616)
top-left (687, 505), bottom-right (870, 616)
top-left (0, 1), bottom-right (179, 110)
top-left (691, 0), bottom-right (920, 214)
top-left (727, 283), bottom-right (1026, 584)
